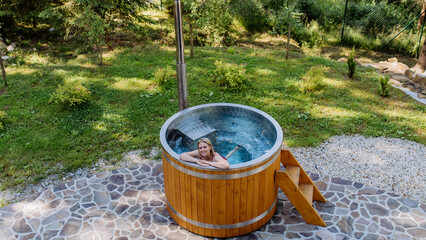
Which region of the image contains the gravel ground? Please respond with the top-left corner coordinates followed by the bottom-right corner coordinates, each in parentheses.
top-left (288, 135), bottom-right (425, 204)
top-left (1, 135), bottom-right (424, 205)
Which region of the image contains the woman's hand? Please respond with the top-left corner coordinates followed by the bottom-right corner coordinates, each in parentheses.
top-left (197, 160), bottom-right (210, 167)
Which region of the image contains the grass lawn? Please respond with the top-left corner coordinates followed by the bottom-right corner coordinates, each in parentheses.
top-left (0, 43), bottom-right (424, 190)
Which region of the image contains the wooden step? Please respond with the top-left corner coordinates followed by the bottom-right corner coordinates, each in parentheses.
top-left (275, 170), bottom-right (326, 226)
top-left (281, 149), bottom-right (326, 202)
top-left (285, 166), bottom-right (300, 186)
top-left (299, 184), bottom-right (313, 205)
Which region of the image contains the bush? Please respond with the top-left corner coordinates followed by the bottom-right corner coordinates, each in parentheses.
top-left (154, 65), bottom-right (175, 85)
top-left (299, 65), bottom-right (327, 94)
top-left (213, 60), bottom-right (250, 89)
top-left (230, 0), bottom-right (270, 33)
top-left (0, 110), bottom-right (6, 130)
top-left (378, 75), bottom-right (390, 97)
top-left (348, 47), bottom-right (356, 78)
top-left (49, 82), bottom-right (91, 107)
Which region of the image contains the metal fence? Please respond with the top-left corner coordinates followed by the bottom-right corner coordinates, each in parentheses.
top-left (340, 0), bottom-right (423, 56)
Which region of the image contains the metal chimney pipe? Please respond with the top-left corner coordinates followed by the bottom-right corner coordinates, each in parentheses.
top-left (174, 0), bottom-right (188, 110)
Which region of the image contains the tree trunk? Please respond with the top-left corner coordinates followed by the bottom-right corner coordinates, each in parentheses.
top-left (415, 0), bottom-right (426, 72)
top-left (286, 25), bottom-right (291, 60)
top-left (0, 56), bottom-right (7, 87)
top-left (190, 22), bottom-right (194, 57)
top-left (419, 0), bottom-right (426, 30)
top-left (105, 28), bottom-right (113, 51)
top-left (99, 44), bottom-right (103, 66)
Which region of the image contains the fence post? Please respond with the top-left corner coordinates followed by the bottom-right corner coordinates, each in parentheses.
top-left (340, 0), bottom-right (349, 43)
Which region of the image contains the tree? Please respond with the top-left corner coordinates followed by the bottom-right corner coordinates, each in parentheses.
top-left (414, 0), bottom-right (426, 72)
top-left (72, 7), bottom-right (107, 66)
top-left (40, 0), bottom-right (153, 50)
top-left (0, 39), bottom-right (7, 87)
top-left (0, 0), bottom-right (61, 38)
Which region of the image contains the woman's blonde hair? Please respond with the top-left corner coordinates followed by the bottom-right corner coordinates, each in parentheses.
top-left (197, 138), bottom-right (215, 157)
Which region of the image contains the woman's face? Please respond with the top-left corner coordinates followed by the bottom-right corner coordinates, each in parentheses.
top-left (198, 142), bottom-right (211, 158)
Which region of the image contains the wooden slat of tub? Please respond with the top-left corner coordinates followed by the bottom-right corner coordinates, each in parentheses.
top-left (257, 165), bottom-right (267, 231)
top-left (265, 159), bottom-right (277, 213)
top-left (194, 168), bottom-right (205, 236)
top-left (226, 176), bottom-right (234, 227)
top-left (183, 166), bottom-right (192, 232)
top-left (204, 170), bottom-right (212, 236)
top-left (211, 170), bottom-right (226, 238)
top-left (231, 170), bottom-right (241, 236)
top-left (190, 173), bottom-right (198, 233)
top-left (211, 177), bottom-right (219, 225)
top-left (238, 170), bottom-right (248, 236)
top-left (178, 167), bottom-right (188, 230)
top-left (250, 167), bottom-right (261, 233)
top-left (242, 167), bottom-right (255, 234)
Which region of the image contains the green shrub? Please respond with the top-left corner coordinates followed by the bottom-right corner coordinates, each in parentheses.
top-left (378, 75), bottom-right (390, 97)
top-left (227, 47), bottom-right (236, 54)
top-left (230, 0), bottom-right (270, 33)
top-left (348, 47), bottom-right (356, 78)
top-left (299, 65), bottom-right (327, 94)
top-left (0, 111), bottom-right (6, 130)
top-left (154, 66), bottom-right (175, 85)
top-left (213, 60), bottom-right (250, 89)
top-left (49, 82), bottom-right (91, 107)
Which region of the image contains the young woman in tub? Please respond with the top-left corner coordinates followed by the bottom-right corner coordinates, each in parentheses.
top-left (180, 138), bottom-right (240, 170)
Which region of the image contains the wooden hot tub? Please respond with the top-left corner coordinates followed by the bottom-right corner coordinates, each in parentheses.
top-left (160, 103), bottom-right (283, 237)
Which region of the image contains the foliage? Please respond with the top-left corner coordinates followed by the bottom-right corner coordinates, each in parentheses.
top-left (154, 65), bottom-right (175, 85)
top-left (0, 110), bottom-right (6, 130)
top-left (70, 6), bottom-right (107, 65)
top-left (378, 75), bottom-right (390, 97)
top-left (213, 60), bottom-right (249, 89)
top-left (49, 82), bottom-right (91, 107)
top-left (297, 0), bottom-right (343, 31)
top-left (1, 44), bottom-right (424, 191)
top-left (299, 65), bottom-right (327, 94)
top-left (195, 0), bottom-right (234, 46)
top-left (229, 0), bottom-right (270, 33)
top-left (39, 0), bottom-right (153, 48)
top-left (0, 0), bottom-right (60, 38)
top-left (348, 47), bottom-right (356, 78)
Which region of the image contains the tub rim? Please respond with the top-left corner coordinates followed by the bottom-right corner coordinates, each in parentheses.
top-left (160, 103), bottom-right (283, 170)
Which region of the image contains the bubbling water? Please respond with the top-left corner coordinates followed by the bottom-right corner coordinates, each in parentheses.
top-left (167, 115), bottom-right (273, 165)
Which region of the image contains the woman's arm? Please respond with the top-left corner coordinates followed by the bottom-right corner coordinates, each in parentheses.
top-left (200, 154), bottom-right (230, 170)
top-left (179, 151), bottom-right (209, 167)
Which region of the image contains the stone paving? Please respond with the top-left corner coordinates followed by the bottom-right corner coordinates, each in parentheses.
top-left (0, 160), bottom-right (425, 240)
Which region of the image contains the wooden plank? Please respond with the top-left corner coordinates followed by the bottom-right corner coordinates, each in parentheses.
top-left (183, 167), bottom-right (191, 232)
top-left (281, 150), bottom-right (326, 202)
top-left (218, 172), bottom-right (227, 238)
top-left (251, 168), bottom-right (260, 233)
top-left (243, 168), bottom-right (255, 234)
top-left (275, 170), bottom-right (326, 226)
top-left (300, 184), bottom-right (313, 205)
top-left (232, 170), bottom-right (241, 236)
top-left (286, 166), bottom-right (300, 186)
top-left (210, 177), bottom-right (220, 237)
top-left (239, 171), bottom-right (248, 235)
top-left (190, 174), bottom-right (198, 233)
top-left (257, 166), bottom-right (266, 220)
top-left (204, 172), bottom-right (212, 236)
top-left (196, 169), bottom-right (205, 236)
top-left (226, 178), bottom-right (234, 225)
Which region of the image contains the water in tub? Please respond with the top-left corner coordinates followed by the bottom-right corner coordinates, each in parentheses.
top-left (169, 115), bottom-right (273, 165)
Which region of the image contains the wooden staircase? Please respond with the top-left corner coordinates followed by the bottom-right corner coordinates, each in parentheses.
top-left (275, 149), bottom-right (327, 226)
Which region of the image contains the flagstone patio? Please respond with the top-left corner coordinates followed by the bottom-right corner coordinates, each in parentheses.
top-left (0, 160), bottom-right (425, 240)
